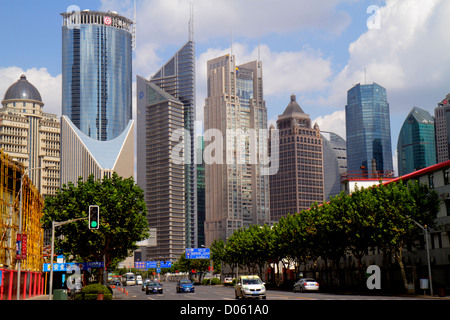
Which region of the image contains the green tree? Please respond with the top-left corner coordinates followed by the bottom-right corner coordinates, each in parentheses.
top-left (370, 180), bottom-right (440, 291)
top-left (42, 173), bottom-right (149, 282)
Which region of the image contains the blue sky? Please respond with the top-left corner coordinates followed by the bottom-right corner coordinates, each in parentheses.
top-left (1, 0), bottom-right (449, 175)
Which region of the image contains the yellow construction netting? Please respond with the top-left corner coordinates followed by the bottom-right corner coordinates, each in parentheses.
top-left (0, 150), bottom-right (44, 272)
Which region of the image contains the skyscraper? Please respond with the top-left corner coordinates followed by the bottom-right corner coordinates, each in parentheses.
top-left (60, 10), bottom-right (134, 185)
top-left (203, 54), bottom-right (270, 246)
top-left (269, 95), bottom-right (324, 221)
top-left (345, 83), bottom-right (393, 178)
top-left (435, 94), bottom-right (450, 163)
top-left (136, 76), bottom-right (185, 262)
top-left (397, 107), bottom-right (436, 176)
top-left (149, 40), bottom-right (197, 249)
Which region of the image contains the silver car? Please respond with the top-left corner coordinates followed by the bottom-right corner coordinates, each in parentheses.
top-left (293, 278), bottom-right (319, 292)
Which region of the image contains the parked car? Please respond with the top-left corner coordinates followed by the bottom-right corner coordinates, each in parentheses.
top-left (293, 278), bottom-right (320, 292)
top-left (145, 281), bottom-right (163, 294)
top-left (235, 275), bottom-right (266, 299)
top-left (176, 279), bottom-right (195, 293)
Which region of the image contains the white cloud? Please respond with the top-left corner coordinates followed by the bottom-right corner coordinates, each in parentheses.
top-left (0, 67), bottom-right (61, 116)
top-left (324, 0), bottom-right (449, 115)
top-left (313, 110), bottom-right (346, 140)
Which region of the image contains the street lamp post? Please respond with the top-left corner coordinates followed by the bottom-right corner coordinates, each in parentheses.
top-left (48, 217), bottom-right (87, 300)
top-left (407, 216), bottom-right (433, 296)
top-left (16, 166), bottom-right (54, 300)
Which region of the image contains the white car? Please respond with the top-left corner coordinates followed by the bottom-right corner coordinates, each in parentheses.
top-left (235, 275), bottom-right (266, 299)
top-left (293, 278), bottom-right (319, 292)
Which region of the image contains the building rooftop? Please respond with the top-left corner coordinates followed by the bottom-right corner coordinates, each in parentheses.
top-left (3, 74), bottom-right (42, 103)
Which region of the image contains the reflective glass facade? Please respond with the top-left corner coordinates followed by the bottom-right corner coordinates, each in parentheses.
top-left (61, 11), bottom-right (132, 141)
top-left (345, 83), bottom-right (393, 177)
top-left (397, 107), bottom-right (436, 176)
top-left (150, 41), bottom-right (198, 249)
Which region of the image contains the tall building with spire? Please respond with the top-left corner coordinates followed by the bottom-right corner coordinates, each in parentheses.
top-left (203, 54), bottom-right (270, 246)
top-left (149, 40), bottom-right (197, 249)
top-left (60, 10), bottom-right (134, 184)
top-left (136, 13), bottom-right (197, 259)
top-left (269, 95), bottom-right (324, 220)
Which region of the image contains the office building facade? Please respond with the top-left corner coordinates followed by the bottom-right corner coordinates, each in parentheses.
top-left (321, 132), bottom-right (347, 201)
top-left (60, 10), bottom-right (134, 185)
top-left (136, 76), bottom-right (185, 262)
top-left (397, 107), bottom-right (436, 176)
top-left (345, 83), bottom-right (393, 178)
top-left (149, 40), bottom-right (198, 249)
top-left (1, 74), bottom-right (60, 197)
top-left (435, 94), bottom-right (450, 163)
top-left (204, 54), bottom-right (270, 246)
top-left (269, 95), bottom-right (324, 221)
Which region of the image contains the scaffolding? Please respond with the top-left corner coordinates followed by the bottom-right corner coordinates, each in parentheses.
top-left (0, 149), bottom-right (44, 272)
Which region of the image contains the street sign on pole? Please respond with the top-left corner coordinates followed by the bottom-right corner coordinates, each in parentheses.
top-left (185, 248), bottom-right (210, 259)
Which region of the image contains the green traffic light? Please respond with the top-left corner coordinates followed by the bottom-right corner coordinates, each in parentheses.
top-left (91, 221), bottom-right (98, 228)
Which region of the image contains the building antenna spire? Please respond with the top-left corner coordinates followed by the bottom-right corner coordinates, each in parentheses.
top-left (258, 33), bottom-right (261, 62)
top-left (132, 0), bottom-right (136, 51)
top-left (364, 67), bottom-right (367, 84)
top-left (230, 28), bottom-right (233, 56)
top-left (189, 2), bottom-right (194, 42)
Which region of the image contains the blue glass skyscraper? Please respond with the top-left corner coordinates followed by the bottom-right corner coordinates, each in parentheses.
top-left (60, 10), bottom-right (135, 185)
top-left (345, 83), bottom-right (393, 177)
top-left (397, 107), bottom-right (436, 175)
top-left (61, 10), bottom-right (133, 141)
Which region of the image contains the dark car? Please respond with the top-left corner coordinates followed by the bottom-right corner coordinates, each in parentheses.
top-left (145, 281), bottom-right (163, 294)
top-left (176, 279), bottom-right (195, 293)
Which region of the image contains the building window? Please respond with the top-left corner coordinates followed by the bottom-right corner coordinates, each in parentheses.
top-left (444, 168), bottom-right (450, 185)
top-left (428, 173), bottom-right (434, 189)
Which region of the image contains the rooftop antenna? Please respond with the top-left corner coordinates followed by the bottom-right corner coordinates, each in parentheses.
top-left (132, 0), bottom-right (136, 51)
top-left (230, 28), bottom-right (233, 56)
top-left (364, 67), bottom-right (367, 84)
top-left (188, 2), bottom-right (194, 42)
top-left (258, 33), bottom-right (261, 62)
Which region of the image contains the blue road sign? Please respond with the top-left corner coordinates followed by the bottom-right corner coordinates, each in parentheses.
top-left (43, 261), bottom-right (103, 272)
top-left (185, 248), bottom-right (210, 259)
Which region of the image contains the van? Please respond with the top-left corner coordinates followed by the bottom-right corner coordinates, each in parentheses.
top-left (234, 275), bottom-right (266, 299)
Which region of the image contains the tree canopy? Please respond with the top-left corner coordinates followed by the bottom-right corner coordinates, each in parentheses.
top-left (42, 173), bottom-right (149, 269)
top-left (210, 180), bottom-right (440, 291)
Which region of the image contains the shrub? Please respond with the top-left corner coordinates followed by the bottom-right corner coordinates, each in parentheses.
top-left (78, 283), bottom-right (112, 300)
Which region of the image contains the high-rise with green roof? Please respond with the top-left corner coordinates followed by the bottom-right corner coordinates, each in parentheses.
top-left (397, 106), bottom-right (436, 176)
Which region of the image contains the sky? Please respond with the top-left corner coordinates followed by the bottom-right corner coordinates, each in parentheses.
top-left (1, 0), bottom-right (449, 176)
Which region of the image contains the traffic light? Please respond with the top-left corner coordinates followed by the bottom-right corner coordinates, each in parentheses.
top-left (88, 205), bottom-right (99, 230)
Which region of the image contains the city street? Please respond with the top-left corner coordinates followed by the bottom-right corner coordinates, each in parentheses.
top-left (111, 281), bottom-right (431, 301)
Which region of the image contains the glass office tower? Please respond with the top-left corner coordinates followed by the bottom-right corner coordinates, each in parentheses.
top-left (150, 41), bottom-right (198, 249)
top-left (60, 10), bottom-right (135, 186)
top-left (397, 107), bottom-right (436, 176)
top-left (345, 83), bottom-right (393, 178)
top-left (61, 10), bottom-right (133, 141)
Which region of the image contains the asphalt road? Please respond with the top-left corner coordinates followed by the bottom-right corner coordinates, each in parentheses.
top-left (112, 280), bottom-right (430, 301)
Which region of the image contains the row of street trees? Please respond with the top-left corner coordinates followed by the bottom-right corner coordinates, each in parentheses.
top-left (210, 180), bottom-right (440, 291)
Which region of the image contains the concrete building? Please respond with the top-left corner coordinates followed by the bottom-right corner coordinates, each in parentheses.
top-left (204, 54), bottom-right (270, 245)
top-left (136, 76), bottom-right (185, 262)
top-left (1, 74), bottom-right (60, 198)
top-left (149, 39), bottom-right (198, 249)
top-left (269, 95), bottom-right (324, 221)
top-left (434, 94), bottom-right (450, 163)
